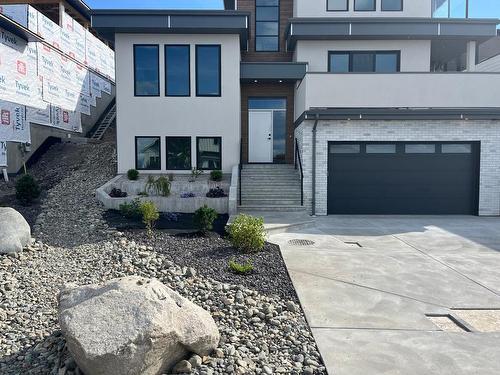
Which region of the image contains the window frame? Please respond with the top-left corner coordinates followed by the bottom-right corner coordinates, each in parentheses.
top-left (135, 136), bottom-right (161, 171)
top-left (195, 44), bottom-right (222, 97)
top-left (381, 0), bottom-right (404, 11)
top-left (196, 136), bottom-right (222, 171)
top-left (165, 136), bottom-right (192, 170)
top-left (354, 0), bottom-right (376, 11)
top-left (133, 44), bottom-right (160, 97)
top-left (255, 0), bottom-right (280, 52)
top-left (328, 50), bottom-right (401, 73)
top-left (165, 44), bottom-right (191, 97)
top-left (327, 0), bottom-right (349, 12)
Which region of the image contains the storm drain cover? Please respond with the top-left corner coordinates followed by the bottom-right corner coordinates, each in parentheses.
top-left (426, 314), bottom-right (470, 332)
top-left (288, 239), bottom-right (315, 246)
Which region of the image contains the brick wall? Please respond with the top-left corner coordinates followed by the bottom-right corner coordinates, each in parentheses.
top-left (296, 119), bottom-right (500, 216)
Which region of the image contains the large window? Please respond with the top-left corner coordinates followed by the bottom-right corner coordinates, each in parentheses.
top-left (196, 45), bottom-right (221, 97)
top-left (165, 45), bottom-right (190, 96)
top-left (134, 45), bottom-right (159, 96)
top-left (432, 0), bottom-right (500, 19)
top-left (329, 51), bottom-right (400, 73)
top-left (197, 137), bottom-right (222, 170)
top-left (327, 0), bottom-right (348, 11)
top-left (355, 0), bottom-right (376, 11)
top-left (255, 0), bottom-right (279, 52)
top-left (136, 137), bottom-right (161, 170)
top-left (166, 137), bottom-right (191, 170)
top-left (382, 0), bottom-right (403, 11)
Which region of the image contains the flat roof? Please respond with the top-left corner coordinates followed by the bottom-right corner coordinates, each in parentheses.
top-left (91, 9), bottom-right (249, 49)
top-left (0, 13), bottom-right (43, 42)
top-left (66, 0), bottom-right (91, 20)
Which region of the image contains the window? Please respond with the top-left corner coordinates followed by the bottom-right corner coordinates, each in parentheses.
top-left (355, 0), bottom-right (376, 11)
top-left (327, 0), bottom-right (348, 11)
top-left (382, 0), bottom-right (403, 11)
top-left (165, 45), bottom-right (190, 96)
top-left (197, 137), bottom-right (222, 170)
top-left (134, 45), bottom-right (159, 96)
top-left (166, 137), bottom-right (191, 170)
top-left (330, 144), bottom-right (361, 154)
top-left (255, 0), bottom-right (279, 52)
top-left (328, 51), bottom-right (400, 73)
top-left (136, 137), bottom-right (161, 170)
top-left (442, 144), bottom-right (472, 153)
top-left (196, 45), bottom-right (221, 96)
top-left (366, 144), bottom-right (397, 153)
top-left (405, 144), bottom-right (436, 153)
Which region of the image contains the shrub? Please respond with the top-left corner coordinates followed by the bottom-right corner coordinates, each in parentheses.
top-left (145, 176), bottom-right (171, 197)
top-left (193, 205), bottom-right (218, 233)
top-left (138, 191), bottom-right (149, 197)
top-left (119, 199), bottom-right (141, 219)
top-left (109, 188), bottom-right (127, 198)
top-left (227, 214), bottom-right (266, 253)
top-left (180, 192), bottom-right (196, 198)
top-left (140, 201), bottom-right (159, 236)
top-left (229, 259), bottom-right (254, 274)
top-left (210, 170), bottom-right (223, 182)
top-left (15, 174), bottom-right (41, 205)
top-left (206, 187), bottom-right (227, 198)
top-left (127, 169), bottom-right (139, 181)
top-left (189, 168), bottom-right (203, 182)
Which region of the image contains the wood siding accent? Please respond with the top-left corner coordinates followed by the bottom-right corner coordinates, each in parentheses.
top-left (238, 0), bottom-right (293, 62)
top-left (241, 83), bottom-right (295, 164)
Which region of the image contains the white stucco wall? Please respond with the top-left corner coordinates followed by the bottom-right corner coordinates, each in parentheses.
top-left (476, 55), bottom-right (500, 72)
top-left (115, 33), bottom-right (241, 174)
top-left (296, 119), bottom-right (500, 216)
top-left (294, 40), bottom-right (431, 72)
top-left (294, 0), bottom-right (431, 18)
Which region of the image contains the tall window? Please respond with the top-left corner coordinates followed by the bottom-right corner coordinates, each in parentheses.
top-left (328, 0), bottom-right (348, 11)
top-left (134, 45), bottom-right (159, 96)
top-left (197, 137), bottom-right (222, 170)
top-left (329, 51), bottom-right (400, 73)
top-left (255, 0), bottom-right (279, 52)
top-left (166, 137), bottom-right (191, 170)
top-left (355, 0), bottom-right (376, 11)
top-left (196, 45), bottom-right (221, 97)
top-left (136, 137), bottom-right (161, 170)
top-left (382, 0), bottom-right (403, 11)
top-left (165, 45), bottom-right (190, 96)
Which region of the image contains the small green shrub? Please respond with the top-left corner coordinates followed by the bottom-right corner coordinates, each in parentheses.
top-left (229, 259), bottom-right (254, 274)
top-left (119, 199), bottom-right (141, 219)
top-left (193, 205), bottom-right (218, 233)
top-left (140, 201), bottom-right (159, 236)
top-left (227, 214), bottom-right (266, 253)
top-left (145, 176), bottom-right (171, 197)
top-left (210, 170), bottom-right (223, 182)
top-left (127, 169), bottom-right (139, 181)
top-left (189, 168), bottom-right (203, 182)
top-left (15, 174), bottom-right (41, 205)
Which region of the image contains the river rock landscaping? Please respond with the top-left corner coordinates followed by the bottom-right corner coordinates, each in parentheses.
top-left (0, 135), bottom-right (326, 374)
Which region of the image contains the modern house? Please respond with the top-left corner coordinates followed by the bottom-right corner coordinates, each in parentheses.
top-left (91, 0), bottom-right (500, 216)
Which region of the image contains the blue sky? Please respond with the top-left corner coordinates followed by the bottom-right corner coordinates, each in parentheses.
top-left (85, 0), bottom-right (224, 9)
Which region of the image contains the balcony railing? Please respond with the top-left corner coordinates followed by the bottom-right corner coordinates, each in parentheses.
top-left (295, 72), bottom-right (500, 120)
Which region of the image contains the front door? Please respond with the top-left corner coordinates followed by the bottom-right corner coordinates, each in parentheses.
top-left (249, 110), bottom-right (273, 163)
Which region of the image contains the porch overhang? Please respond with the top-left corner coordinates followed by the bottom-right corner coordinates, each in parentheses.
top-left (240, 62), bottom-right (308, 82)
top-left (286, 18), bottom-right (499, 50)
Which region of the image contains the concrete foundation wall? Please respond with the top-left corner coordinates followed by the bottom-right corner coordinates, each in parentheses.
top-left (296, 119), bottom-right (500, 216)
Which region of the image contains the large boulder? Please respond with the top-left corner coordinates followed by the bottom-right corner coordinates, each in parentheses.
top-left (0, 207), bottom-right (31, 254)
top-left (58, 276), bottom-right (220, 375)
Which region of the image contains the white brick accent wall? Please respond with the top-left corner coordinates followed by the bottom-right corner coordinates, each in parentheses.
top-left (295, 119), bottom-right (500, 216)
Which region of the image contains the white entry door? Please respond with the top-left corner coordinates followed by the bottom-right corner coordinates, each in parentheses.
top-left (249, 110), bottom-right (273, 163)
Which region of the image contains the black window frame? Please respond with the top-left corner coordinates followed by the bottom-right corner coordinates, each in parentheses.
top-left (327, 0), bottom-right (349, 11)
top-left (354, 0), bottom-right (376, 11)
top-left (133, 44), bottom-right (160, 97)
top-left (165, 136), bottom-right (192, 170)
top-left (255, 0), bottom-right (280, 52)
top-left (165, 44), bottom-right (191, 97)
top-left (196, 136), bottom-right (222, 171)
top-left (135, 136), bottom-right (161, 171)
top-left (195, 45), bottom-right (222, 97)
top-left (328, 51), bottom-right (401, 73)
top-left (381, 0), bottom-right (403, 11)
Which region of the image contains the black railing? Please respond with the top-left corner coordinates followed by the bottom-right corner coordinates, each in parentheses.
top-left (239, 138), bottom-right (243, 205)
top-left (295, 138), bottom-right (304, 206)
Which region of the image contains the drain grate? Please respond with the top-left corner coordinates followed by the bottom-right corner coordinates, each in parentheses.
top-left (288, 239), bottom-right (315, 246)
top-left (426, 314), bottom-right (471, 332)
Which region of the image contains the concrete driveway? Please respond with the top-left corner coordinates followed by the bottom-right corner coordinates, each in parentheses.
top-left (269, 216), bottom-right (500, 375)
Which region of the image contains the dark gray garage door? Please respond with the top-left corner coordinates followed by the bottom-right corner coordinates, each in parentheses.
top-left (328, 142), bottom-right (480, 215)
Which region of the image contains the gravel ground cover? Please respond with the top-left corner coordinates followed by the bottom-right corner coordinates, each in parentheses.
top-left (0, 133), bottom-right (326, 375)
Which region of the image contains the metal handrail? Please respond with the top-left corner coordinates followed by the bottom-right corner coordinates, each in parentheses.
top-left (295, 138), bottom-right (304, 206)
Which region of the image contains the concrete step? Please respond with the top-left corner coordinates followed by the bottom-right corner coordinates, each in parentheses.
top-left (241, 199), bottom-right (302, 206)
top-left (238, 205), bottom-right (306, 212)
top-left (241, 190), bottom-right (302, 195)
top-left (242, 164), bottom-right (295, 169)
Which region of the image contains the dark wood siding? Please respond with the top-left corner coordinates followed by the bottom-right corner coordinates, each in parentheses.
top-left (241, 83), bottom-right (295, 163)
top-left (238, 0), bottom-right (293, 62)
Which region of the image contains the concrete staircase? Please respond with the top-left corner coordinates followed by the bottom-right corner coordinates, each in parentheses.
top-left (239, 164), bottom-right (304, 211)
